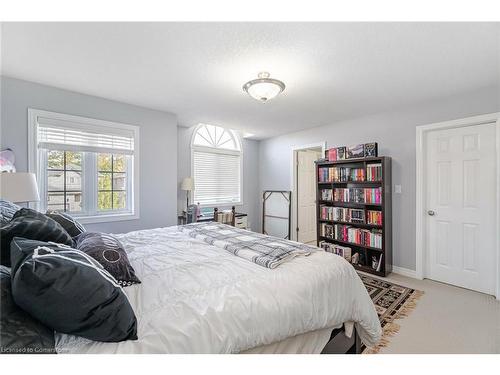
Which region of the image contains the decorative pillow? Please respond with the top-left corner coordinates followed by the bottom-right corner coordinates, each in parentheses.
top-left (0, 208), bottom-right (73, 267)
top-left (0, 199), bottom-right (21, 226)
top-left (75, 232), bottom-right (141, 287)
top-left (0, 265), bottom-right (55, 354)
top-left (45, 210), bottom-right (86, 237)
top-left (10, 238), bottom-right (138, 343)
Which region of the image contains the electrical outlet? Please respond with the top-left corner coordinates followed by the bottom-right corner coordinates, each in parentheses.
top-left (394, 185), bottom-right (402, 194)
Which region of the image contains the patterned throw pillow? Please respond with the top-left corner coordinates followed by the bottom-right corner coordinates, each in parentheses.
top-left (0, 199), bottom-right (21, 226)
top-left (0, 208), bottom-right (73, 267)
top-left (45, 210), bottom-right (86, 238)
top-left (75, 232), bottom-right (141, 287)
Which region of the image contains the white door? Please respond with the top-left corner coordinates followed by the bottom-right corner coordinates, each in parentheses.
top-left (297, 149), bottom-right (321, 244)
top-left (426, 122), bottom-right (497, 294)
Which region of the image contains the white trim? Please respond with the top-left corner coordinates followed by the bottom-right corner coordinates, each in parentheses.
top-left (415, 112), bottom-right (500, 299)
top-left (290, 142), bottom-right (327, 242)
top-left (28, 108), bottom-right (140, 223)
top-left (75, 212), bottom-right (140, 225)
top-left (391, 266), bottom-right (417, 279)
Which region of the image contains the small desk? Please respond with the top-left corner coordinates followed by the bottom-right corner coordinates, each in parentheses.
top-left (177, 212), bottom-right (248, 229)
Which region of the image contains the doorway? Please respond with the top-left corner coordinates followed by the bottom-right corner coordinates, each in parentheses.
top-left (416, 113), bottom-right (500, 298)
top-left (291, 143), bottom-right (325, 244)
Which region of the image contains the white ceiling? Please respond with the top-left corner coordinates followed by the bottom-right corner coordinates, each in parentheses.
top-left (2, 22), bottom-right (499, 139)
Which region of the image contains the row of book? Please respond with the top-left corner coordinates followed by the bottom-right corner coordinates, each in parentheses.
top-left (319, 241), bottom-right (352, 262)
top-left (330, 188), bottom-right (382, 204)
top-left (318, 165), bottom-right (382, 182)
top-left (320, 240), bottom-right (384, 271)
top-left (319, 206), bottom-right (365, 223)
top-left (366, 163), bottom-right (383, 181)
top-left (367, 210), bottom-right (383, 226)
top-left (320, 205), bottom-right (383, 225)
top-left (318, 167), bottom-right (365, 182)
top-left (320, 223), bottom-right (383, 249)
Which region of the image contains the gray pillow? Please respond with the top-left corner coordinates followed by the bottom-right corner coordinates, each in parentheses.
top-left (46, 210), bottom-right (86, 238)
top-left (0, 208), bottom-right (73, 267)
top-left (0, 199), bottom-right (21, 226)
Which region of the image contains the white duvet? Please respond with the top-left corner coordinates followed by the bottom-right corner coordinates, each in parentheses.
top-left (56, 226), bottom-right (381, 354)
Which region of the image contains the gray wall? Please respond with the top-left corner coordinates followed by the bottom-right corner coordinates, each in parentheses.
top-left (177, 126), bottom-right (260, 230)
top-left (0, 76), bottom-right (178, 233)
top-left (258, 86), bottom-right (500, 271)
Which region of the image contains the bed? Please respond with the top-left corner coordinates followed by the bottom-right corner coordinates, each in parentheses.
top-left (55, 225), bottom-right (382, 354)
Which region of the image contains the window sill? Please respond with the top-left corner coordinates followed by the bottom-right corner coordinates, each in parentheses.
top-left (74, 212), bottom-right (140, 224)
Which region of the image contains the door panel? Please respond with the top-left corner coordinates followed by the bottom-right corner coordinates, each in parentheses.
top-left (426, 122), bottom-right (496, 294)
top-left (297, 149), bottom-right (321, 244)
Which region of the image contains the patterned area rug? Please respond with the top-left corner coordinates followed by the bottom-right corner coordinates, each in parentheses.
top-left (359, 273), bottom-right (424, 354)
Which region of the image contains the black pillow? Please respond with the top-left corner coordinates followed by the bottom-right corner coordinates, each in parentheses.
top-left (0, 208), bottom-right (73, 267)
top-left (0, 265), bottom-right (55, 354)
top-left (10, 237), bottom-right (138, 343)
top-left (45, 210), bottom-right (86, 237)
top-left (75, 232), bottom-right (141, 287)
top-left (0, 199), bottom-right (21, 226)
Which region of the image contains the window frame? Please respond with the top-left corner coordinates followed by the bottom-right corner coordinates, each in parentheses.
top-left (190, 124), bottom-right (243, 207)
top-left (28, 109), bottom-right (140, 224)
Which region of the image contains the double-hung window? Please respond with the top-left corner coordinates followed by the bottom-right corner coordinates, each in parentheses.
top-left (29, 109), bottom-right (139, 223)
top-left (191, 124), bottom-right (242, 206)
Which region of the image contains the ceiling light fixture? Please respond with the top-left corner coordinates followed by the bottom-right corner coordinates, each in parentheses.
top-left (243, 72), bottom-right (285, 103)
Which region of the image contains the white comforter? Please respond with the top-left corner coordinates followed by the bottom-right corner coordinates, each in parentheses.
top-left (56, 226), bottom-right (381, 353)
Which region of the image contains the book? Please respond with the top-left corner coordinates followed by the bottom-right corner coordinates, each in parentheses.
top-left (327, 148), bottom-right (337, 161)
top-left (366, 163), bottom-right (382, 181)
top-left (346, 144), bottom-right (365, 159)
top-left (367, 210), bottom-right (383, 225)
top-left (364, 142), bottom-right (378, 157)
top-left (336, 147), bottom-right (346, 160)
top-left (319, 241), bottom-right (352, 262)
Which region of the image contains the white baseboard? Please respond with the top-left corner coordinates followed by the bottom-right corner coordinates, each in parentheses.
top-left (391, 266), bottom-right (417, 279)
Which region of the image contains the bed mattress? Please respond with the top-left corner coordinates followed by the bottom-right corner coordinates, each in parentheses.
top-left (55, 226), bottom-right (381, 353)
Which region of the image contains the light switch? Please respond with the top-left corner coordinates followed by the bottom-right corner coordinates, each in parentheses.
top-left (394, 185), bottom-right (402, 194)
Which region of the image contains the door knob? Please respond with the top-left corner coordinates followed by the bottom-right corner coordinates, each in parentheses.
top-left (427, 210), bottom-right (435, 216)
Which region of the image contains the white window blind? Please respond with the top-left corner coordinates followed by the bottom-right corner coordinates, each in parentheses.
top-left (37, 116), bottom-right (135, 155)
top-left (193, 150), bottom-right (241, 205)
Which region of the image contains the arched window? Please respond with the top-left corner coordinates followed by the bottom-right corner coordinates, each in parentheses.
top-left (191, 124), bottom-right (242, 206)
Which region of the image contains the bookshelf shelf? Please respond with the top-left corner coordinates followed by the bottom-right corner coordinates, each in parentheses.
top-left (316, 156), bottom-right (392, 277)
top-left (353, 263), bottom-right (384, 276)
top-left (318, 219), bottom-right (383, 229)
top-left (331, 181), bottom-right (383, 185)
top-left (319, 200), bottom-right (383, 208)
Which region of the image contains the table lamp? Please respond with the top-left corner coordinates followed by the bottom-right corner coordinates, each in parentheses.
top-left (180, 177), bottom-right (194, 211)
top-left (0, 172), bottom-right (40, 203)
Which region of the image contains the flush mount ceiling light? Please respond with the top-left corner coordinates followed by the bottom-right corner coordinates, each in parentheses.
top-left (242, 72), bottom-right (285, 103)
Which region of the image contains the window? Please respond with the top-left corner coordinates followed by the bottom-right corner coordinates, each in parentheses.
top-left (191, 124), bottom-right (242, 206)
top-left (29, 109), bottom-right (139, 223)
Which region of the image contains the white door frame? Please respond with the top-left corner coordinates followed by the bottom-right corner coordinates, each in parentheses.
top-left (415, 112), bottom-right (500, 299)
top-left (290, 142), bottom-right (327, 242)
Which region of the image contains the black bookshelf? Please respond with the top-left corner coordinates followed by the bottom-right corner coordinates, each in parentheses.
top-left (315, 156), bottom-right (392, 277)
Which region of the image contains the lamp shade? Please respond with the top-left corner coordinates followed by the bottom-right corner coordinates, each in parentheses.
top-left (181, 177), bottom-right (194, 191)
top-left (0, 172), bottom-right (40, 203)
